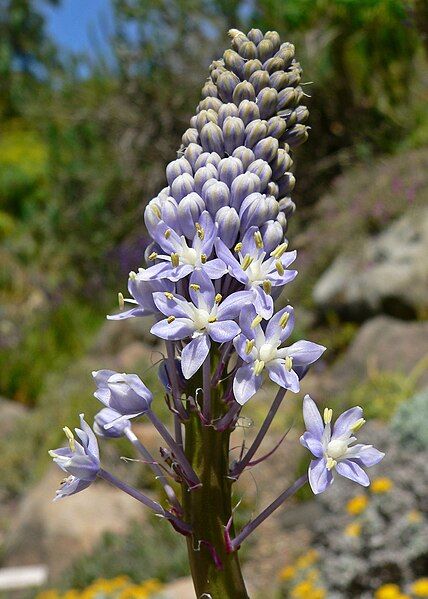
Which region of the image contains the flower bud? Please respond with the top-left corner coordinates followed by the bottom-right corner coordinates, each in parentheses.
top-left (222, 116), bottom-right (245, 154)
top-left (269, 71), bottom-right (290, 90)
top-left (161, 197), bottom-right (181, 232)
top-left (182, 127), bottom-right (199, 146)
top-left (210, 67), bottom-right (226, 84)
top-left (171, 172), bottom-right (195, 201)
top-left (277, 211), bottom-right (288, 231)
top-left (239, 192), bottom-right (269, 230)
top-left (263, 56), bottom-right (284, 74)
top-left (264, 31), bottom-right (281, 52)
top-left (257, 87), bottom-right (278, 119)
top-left (233, 81), bottom-right (256, 105)
top-left (247, 159), bottom-right (272, 190)
top-left (223, 49), bottom-right (245, 78)
top-left (271, 149), bottom-right (293, 179)
top-left (178, 192), bottom-right (205, 238)
top-left (94, 408), bottom-right (130, 438)
top-left (287, 68), bottom-right (301, 86)
top-left (284, 124), bottom-right (309, 147)
top-left (243, 59), bottom-right (263, 79)
top-left (277, 42), bottom-right (295, 67)
top-left (249, 69), bottom-right (270, 95)
top-left (247, 28), bottom-right (264, 44)
top-left (278, 197), bottom-right (296, 218)
top-left (217, 102), bottom-right (239, 128)
top-left (267, 116), bottom-right (287, 139)
top-left (184, 143), bottom-right (203, 169)
top-left (144, 198), bottom-right (162, 235)
top-left (239, 41), bottom-right (257, 60)
top-left (245, 120), bottom-right (268, 148)
top-left (254, 136), bottom-right (279, 162)
top-left (195, 109), bottom-right (218, 133)
top-left (260, 219), bottom-right (283, 253)
top-left (229, 30), bottom-right (248, 52)
top-left (218, 156), bottom-right (244, 187)
top-left (204, 181), bottom-right (230, 214)
top-left (265, 195), bottom-right (279, 219)
top-left (232, 146), bottom-right (255, 170)
top-left (230, 172), bottom-right (261, 210)
top-left (194, 164), bottom-right (218, 194)
top-left (238, 100), bottom-right (260, 126)
top-left (267, 181), bottom-right (279, 198)
top-left (294, 105), bottom-right (309, 124)
top-left (257, 39), bottom-right (274, 63)
top-left (206, 152), bottom-right (221, 168)
top-left (216, 206), bottom-right (240, 246)
top-left (166, 157), bottom-right (193, 186)
top-left (277, 87), bottom-right (297, 111)
top-left (201, 81), bottom-right (218, 98)
top-left (217, 71), bottom-right (240, 103)
top-left (277, 173), bottom-right (296, 195)
top-left (198, 97), bottom-right (222, 112)
top-left (200, 122), bottom-right (224, 155)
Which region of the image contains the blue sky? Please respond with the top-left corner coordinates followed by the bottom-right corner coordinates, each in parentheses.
top-left (40, 0), bottom-right (113, 56)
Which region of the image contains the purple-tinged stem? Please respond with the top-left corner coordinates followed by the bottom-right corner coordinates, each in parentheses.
top-left (228, 474), bottom-right (308, 551)
top-left (202, 353), bottom-right (211, 423)
top-left (230, 388), bottom-right (286, 478)
top-left (212, 341), bottom-right (233, 386)
top-left (165, 341), bottom-right (187, 441)
top-left (147, 409), bottom-right (200, 487)
top-left (125, 428), bottom-right (182, 514)
top-left (215, 402), bottom-right (241, 431)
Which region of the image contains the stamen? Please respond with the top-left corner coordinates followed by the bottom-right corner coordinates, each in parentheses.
top-left (245, 339), bottom-right (255, 354)
top-left (241, 254), bottom-right (253, 271)
top-left (118, 292), bottom-right (125, 310)
top-left (279, 312), bottom-right (290, 328)
top-left (167, 316), bottom-right (176, 324)
top-left (171, 253), bottom-right (179, 267)
top-left (195, 222), bottom-right (205, 240)
top-left (208, 316), bottom-right (217, 323)
top-left (275, 260), bottom-right (284, 275)
top-left (254, 231), bottom-right (264, 249)
top-left (326, 457), bottom-right (337, 471)
top-left (285, 356), bottom-right (293, 371)
top-left (234, 242), bottom-right (243, 253)
top-left (324, 408), bottom-right (333, 424)
top-left (164, 229), bottom-right (171, 239)
top-left (63, 426), bottom-right (75, 451)
top-left (271, 241), bottom-right (289, 259)
top-left (164, 292), bottom-right (174, 300)
top-left (129, 271), bottom-right (137, 280)
top-left (201, 253), bottom-right (207, 264)
top-left (148, 251), bottom-right (158, 261)
top-left (350, 417), bottom-right (366, 432)
top-left (151, 205), bottom-right (161, 218)
top-left (190, 284), bottom-right (200, 291)
top-left (253, 359), bottom-right (265, 375)
top-left (214, 293), bottom-right (222, 304)
top-left (251, 315), bottom-right (263, 328)
top-left (262, 280), bottom-right (272, 294)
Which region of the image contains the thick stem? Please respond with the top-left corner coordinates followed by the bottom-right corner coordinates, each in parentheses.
top-left (202, 353), bottom-right (211, 422)
top-left (183, 413), bottom-right (249, 598)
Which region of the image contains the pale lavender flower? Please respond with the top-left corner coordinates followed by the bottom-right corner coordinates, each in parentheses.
top-left (216, 227), bottom-right (297, 318)
top-left (92, 370), bottom-right (153, 422)
top-left (151, 270), bottom-right (250, 379)
top-left (300, 395), bottom-right (385, 494)
top-left (94, 408), bottom-right (130, 438)
top-left (107, 275), bottom-right (174, 320)
top-left (233, 306), bottom-right (325, 404)
top-left (49, 414), bottom-right (100, 501)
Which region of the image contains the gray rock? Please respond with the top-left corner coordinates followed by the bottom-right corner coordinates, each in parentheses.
top-left (314, 207), bottom-right (428, 318)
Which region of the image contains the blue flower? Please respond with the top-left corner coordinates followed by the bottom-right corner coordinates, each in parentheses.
top-left (92, 370), bottom-right (153, 422)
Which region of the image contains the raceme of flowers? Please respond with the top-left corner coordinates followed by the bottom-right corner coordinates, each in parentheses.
top-left (49, 28), bottom-right (384, 563)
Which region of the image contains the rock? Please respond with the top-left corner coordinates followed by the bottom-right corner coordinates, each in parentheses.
top-left (314, 207), bottom-right (428, 319)
top-left (0, 397), bottom-right (27, 436)
top-left (91, 317), bottom-right (159, 357)
top-left (330, 316), bottom-right (428, 389)
top-left (4, 465), bottom-right (147, 579)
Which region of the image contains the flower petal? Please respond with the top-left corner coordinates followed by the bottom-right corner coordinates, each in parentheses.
top-left (267, 360), bottom-right (300, 392)
top-left (287, 340), bottom-right (326, 366)
top-left (308, 457), bottom-right (333, 495)
top-left (207, 320), bottom-right (240, 343)
top-left (189, 270), bottom-right (215, 308)
top-left (300, 432), bottom-right (324, 458)
top-left (151, 318), bottom-right (195, 341)
top-left (336, 459), bottom-right (370, 486)
top-left (332, 406), bottom-right (364, 440)
top-left (181, 335), bottom-right (211, 379)
top-left (265, 305), bottom-right (294, 345)
top-left (345, 444), bottom-right (385, 467)
top-left (302, 395), bottom-right (324, 440)
top-left (233, 364), bottom-right (263, 405)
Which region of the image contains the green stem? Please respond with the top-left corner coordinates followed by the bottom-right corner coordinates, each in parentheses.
top-left (183, 413), bottom-right (249, 598)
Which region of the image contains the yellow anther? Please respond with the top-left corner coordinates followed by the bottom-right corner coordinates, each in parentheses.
top-left (253, 359), bottom-right (265, 375)
top-left (167, 316), bottom-right (176, 324)
top-left (285, 356), bottom-right (293, 371)
top-left (251, 315), bottom-right (263, 329)
top-left (195, 222), bottom-right (205, 240)
top-left (279, 312), bottom-right (290, 328)
top-left (129, 270), bottom-right (137, 280)
top-left (118, 292), bottom-right (125, 310)
top-left (214, 293), bottom-right (222, 304)
top-left (151, 205), bottom-right (161, 218)
top-left (324, 408), bottom-right (333, 424)
top-left (171, 253), bottom-right (179, 267)
top-left (164, 292), bottom-right (174, 300)
top-left (234, 242), bottom-right (243, 253)
top-left (208, 316), bottom-right (217, 323)
top-left (275, 260), bottom-right (284, 276)
top-left (262, 280), bottom-right (272, 294)
top-left (190, 284), bottom-right (200, 291)
top-left (241, 254), bottom-right (253, 271)
top-left (63, 426), bottom-right (76, 451)
top-left (245, 339), bottom-right (255, 354)
top-left (201, 253), bottom-right (207, 264)
top-left (254, 231), bottom-right (264, 248)
top-left (350, 417), bottom-right (366, 432)
top-left (148, 251), bottom-right (158, 261)
top-left (326, 457), bottom-right (337, 471)
top-left (271, 242), bottom-right (289, 259)
top-left (164, 228), bottom-right (171, 239)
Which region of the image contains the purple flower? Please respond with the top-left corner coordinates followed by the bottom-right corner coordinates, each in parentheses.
top-left (92, 370), bottom-right (153, 422)
top-left (300, 395), bottom-right (385, 494)
top-left (151, 270), bottom-right (250, 379)
top-left (233, 306), bottom-right (325, 404)
top-left (107, 274), bottom-right (174, 320)
top-left (140, 211), bottom-right (227, 282)
top-left (49, 414), bottom-right (100, 500)
top-left (94, 408), bottom-right (130, 438)
top-left (216, 226), bottom-right (297, 318)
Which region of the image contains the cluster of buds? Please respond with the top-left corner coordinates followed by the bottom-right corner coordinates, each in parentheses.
top-left (49, 29), bottom-right (384, 569)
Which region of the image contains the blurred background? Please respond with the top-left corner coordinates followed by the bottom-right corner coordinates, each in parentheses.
top-left (0, 1), bottom-right (427, 598)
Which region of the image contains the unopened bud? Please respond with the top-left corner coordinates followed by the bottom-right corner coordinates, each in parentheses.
top-left (195, 109), bottom-right (218, 133)
top-left (184, 143), bottom-right (203, 169)
top-left (218, 156), bottom-right (244, 188)
top-left (223, 116), bottom-right (245, 154)
top-left (277, 42), bottom-right (295, 67)
top-left (249, 69), bottom-right (270, 95)
top-left (204, 181), bottom-right (230, 214)
top-left (243, 59), bottom-right (263, 79)
top-left (178, 192), bottom-right (205, 239)
top-left (198, 97), bottom-right (222, 112)
top-left (239, 192), bottom-right (269, 230)
top-left (284, 124), bottom-right (309, 147)
top-left (264, 31), bottom-right (281, 52)
top-left (217, 102), bottom-right (239, 128)
top-left (257, 38), bottom-right (274, 63)
top-left (245, 120), bottom-right (268, 148)
top-left (194, 164), bottom-right (218, 195)
top-left (232, 146), bottom-right (255, 170)
top-left (271, 149), bottom-right (293, 179)
top-left (267, 116), bottom-right (287, 139)
top-left (257, 87), bottom-right (278, 120)
top-left (200, 122), bottom-right (224, 155)
top-left (260, 220), bottom-right (283, 253)
top-left (247, 159), bottom-right (272, 190)
top-left (277, 87), bottom-right (297, 111)
top-left (201, 81), bottom-right (218, 99)
top-left (277, 173), bottom-right (296, 196)
top-left (269, 71), bottom-right (290, 90)
top-left (217, 71), bottom-right (240, 103)
top-left (263, 56), bottom-right (284, 74)
top-left (233, 81), bottom-right (256, 105)
top-left (171, 172), bottom-right (195, 201)
top-left (223, 49), bottom-right (245, 77)
top-left (166, 157), bottom-right (193, 186)
top-left (182, 127), bottom-right (199, 147)
top-left (230, 172), bottom-right (261, 210)
top-left (239, 41), bottom-right (257, 60)
top-left (247, 28), bottom-right (264, 44)
top-left (254, 137), bottom-right (279, 162)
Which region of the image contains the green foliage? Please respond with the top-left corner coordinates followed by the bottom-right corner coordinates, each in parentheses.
top-left (391, 387), bottom-right (428, 451)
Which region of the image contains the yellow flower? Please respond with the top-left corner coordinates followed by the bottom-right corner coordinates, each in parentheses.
top-left (345, 522), bottom-right (361, 537)
top-left (346, 494), bottom-right (368, 515)
top-left (291, 579), bottom-right (326, 599)
top-left (295, 549), bottom-right (319, 569)
top-left (407, 510), bottom-right (422, 524)
top-left (374, 583), bottom-right (402, 598)
top-left (371, 477), bottom-right (393, 493)
top-left (62, 591), bottom-right (80, 599)
top-left (36, 592), bottom-right (62, 599)
top-left (411, 578), bottom-right (428, 597)
top-left (279, 565), bottom-right (297, 581)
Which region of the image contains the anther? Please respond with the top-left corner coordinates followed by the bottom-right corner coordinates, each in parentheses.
top-left (118, 292), bottom-right (124, 310)
top-left (164, 292), bottom-right (174, 300)
top-left (148, 251), bottom-right (158, 261)
top-left (195, 222), bottom-right (205, 240)
top-left (275, 260), bottom-right (284, 275)
top-left (254, 359), bottom-right (265, 375)
top-left (245, 339), bottom-right (255, 354)
top-left (279, 312), bottom-right (290, 328)
top-left (350, 417), bottom-right (366, 432)
top-left (63, 426), bottom-right (75, 451)
top-left (208, 316), bottom-right (217, 323)
top-left (285, 356), bottom-right (293, 371)
top-left (151, 205), bottom-right (161, 218)
top-left (234, 242), bottom-right (243, 253)
top-left (326, 457), bottom-right (337, 471)
top-left (164, 229), bottom-right (171, 239)
top-left (251, 315), bottom-right (263, 328)
top-left (324, 408), bottom-right (333, 425)
top-left (171, 253), bottom-right (179, 267)
top-left (167, 316), bottom-right (176, 324)
top-left (262, 280), bottom-right (272, 294)
top-left (215, 293), bottom-right (222, 304)
top-left (254, 231), bottom-right (264, 249)
top-left (201, 253), bottom-right (207, 264)
top-left (271, 242), bottom-right (288, 259)
top-left (241, 254), bottom-right (253, 271)
top-left (190, 284), bottom-right (200, 291)
top-left (129, 271), bottom-right (137, 280)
